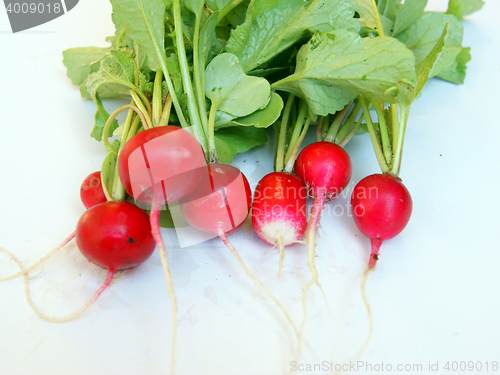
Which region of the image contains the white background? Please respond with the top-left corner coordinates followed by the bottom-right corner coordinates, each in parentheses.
top-left (0, 1), bottom-right (499, 374)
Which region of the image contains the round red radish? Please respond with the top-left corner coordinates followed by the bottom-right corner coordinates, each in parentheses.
top-left (118, 126), bottom-right (207, 205)
top-left (179, 164), bottom-right (251, 236)
top-left (76, 201), bottom-right (156, 271)
top-left (351, 173), bottom-right (412, 267)
top-left (295, 141), bottom-right (352, 201)
top-left (80, 171), bottom-right (107, 209)
top-left (252, 172), bottom-right (307, 246)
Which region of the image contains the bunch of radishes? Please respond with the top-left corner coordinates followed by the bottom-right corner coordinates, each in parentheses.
top-left (1, 0), bottom-right (484, 373)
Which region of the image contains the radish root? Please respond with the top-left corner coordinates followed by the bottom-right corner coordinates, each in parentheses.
top-left (219, 231), bottom-right (299, 340)
top-left (0, 246), bottom-right (114, 322)
top-left (150, 207), bottom-right (178, 375)
top-left (296, 194), bottom-right (329, 362)
top-left (0, 231), bottom-right (75, 282)
top-left (277, 236), bottom-right (285, 279)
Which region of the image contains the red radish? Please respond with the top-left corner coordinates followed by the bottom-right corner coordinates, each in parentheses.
top-left (76, 201), bottom-right (156, 271)
top-left (80, 171), bottom-right (108, 209)
top-left (350, 173), bottom-right (412, 359)
top-left (118, 125), bottom-right (206, 205)
top-left (117, 125), bottom-right (207, 375)
top-left (179, 163), bottom-right (251, 235)
top-left (295, 142), bottom-right (352, 201)
top-left (252, 172), bottom-right (307, 277)
top-left (293, 141), bottom-right (352, 361)
top-left (351, 173), bottom-right (412, 268)
top-left (1, 201), bottom-right (155, 323)
top-left (180, 164), bottom-right (299, 339)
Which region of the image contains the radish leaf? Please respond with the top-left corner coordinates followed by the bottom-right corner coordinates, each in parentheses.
top-left (436, 47), bottom-right (471, 84)
top-left (226, 0), bottom-right (358, 73)
top-left (274, 30), bottom-right (416, 115)
top-left (63, 47), bottom-right (110, 86)
top-left (396, 12), bottom-right (463, 77)
top-left (205, 53), bottom-right (271, 117)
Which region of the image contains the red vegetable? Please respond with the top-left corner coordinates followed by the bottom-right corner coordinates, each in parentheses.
top-left (351, 173), bottom-right (412, 268)
top-left (76, 201), bottom-right (155, 271)
top-left (80, 171), bottom-right (107, 209)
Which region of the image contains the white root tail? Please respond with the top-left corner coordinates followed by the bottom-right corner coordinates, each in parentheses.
top-left (0, 246), bottom-right (114, 323)
top-left (219, 231), bottom-right (299, 341)
top-left (277, 236), bottom-right (285, 279)
top-left (150, 207), bottom-right (178, 375)
top-left (0, 231), bottom-right (75, 282)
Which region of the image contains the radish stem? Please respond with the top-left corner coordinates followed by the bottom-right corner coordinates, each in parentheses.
top-left (359, 97), bottom-right (390, 173)
top-left (158, 93), bottom-right (173, 128)
top-left (130, 90), bottom-right (153, 129)
top-left (275, 94), bottom-right (294, 172)
top-left (284, 117), bottom-right (311, 173)
top-left (152, 71), bottom-right (163, 126)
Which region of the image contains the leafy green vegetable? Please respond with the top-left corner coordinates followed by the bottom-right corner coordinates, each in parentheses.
top-left (391, 0), bottom-right (427, 36)
top-left (214, 137), bottom-right (234, 163)
top-left (205, 53), bottom-right (271, 117)
top-left (110, 0), bottom-right (169, 72)
top-left (62, 47), bottom-right (111, 86)
top-left (446, 0), bottom-right (464, 21)
top-left (350, 0), bottom-right (393, 34)
top-left (450, 0), bottom-right (484, 16)
top-left (230, 92), bottom-right (284, 128)
top-left (273, 30), bottom-right (416, 115)
top-left (86, 49), bottom-right (137, 98)
top-left (436, 46), bottom-right (471, 84)
top-left (215, 126), bottom-right (268, 157)
top-left (415, 24), bottom-right (450, 94)
top-left (396, 12), bottom-right (463, 78)
top-left (226, 0), bottom-right (359, 73)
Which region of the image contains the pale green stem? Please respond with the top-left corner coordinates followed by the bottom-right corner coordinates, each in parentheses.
top-left (316, 116), bottom-right (324, 142)
top-left (159, 93), bottom-right (172, 128)
top-left (102, 104), bottom-right (146, 153)
top-left (390, 104), bottom-right (411, 176)
top-left (284, 117), bottom-right (311, 173)
top-left (339, 115), bottom-right (364, 148)
top-left (115, 27), bottom-right (125, 49)
top-left (391, 104), bottom-right (400, 151)
top-left (152, 71), bottom-right (163, 127)
top-left (129, 90), bottom-right (153, 129)
top-left (324, 103), bottom-right (351, 142)
top-left (359, 97), bottom-right (390, 173)
top-left (371, 101), bottom-right (392, 166)
top-left (335, 101), bottom-right (362, 145)
top-left (173, 0), bottom-right (207, 151)
top-left (275, 94), bottom-right (294, 172)
top-left (193, 14), bottom-right (208, 134)
top-left (371, 0), bottom-right (385, 37)
top-left (321, 114), bottom-right (329, 140)
top-left (126, 115), bottom-right (142, 143)
top-left (133, 88), bottom-right (152, 116)
top-left (284, 101), bottom-right (307, 164)
top-left (207, 104), bottom-right (219, 163)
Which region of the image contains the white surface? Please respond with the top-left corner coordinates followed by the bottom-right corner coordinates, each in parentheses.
top-left (1, 1), bottom-right (499, 374)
